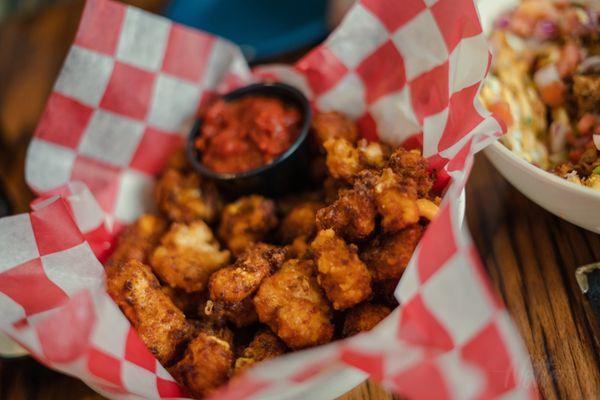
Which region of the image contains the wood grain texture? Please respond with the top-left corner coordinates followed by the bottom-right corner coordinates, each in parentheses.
top-left (0, 2), bottom-right (599, 400)
top-left (467, 156), bottom-right (600, 400)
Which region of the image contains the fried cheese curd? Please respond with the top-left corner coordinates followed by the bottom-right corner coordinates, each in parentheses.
top-left (254, 259), bottom-right (334, 349)
top-left (343, 303), bottom-right (392, 337)
top-left (285, 236), bottom-right (312, 260)
top-left (388, 147), bottom-right (433, 197)
top-left (373, 168), bottom-right (420, 233)
top-left (361, 225), bottom-right (423, 282)
top-left (107, 214), bottom-right (167, 267)
top-left (218, 195), bottom-right (278, 256)
top-left (165, 148), bottom-right (190, 171)
top-left (322, 138), bottom-right (391, 183)
top-left (317, 138), bottom-right (391, 206)
top-left (234, 329), bottom-right (287, 374)
top-left (106, 260), bottom-right (193, 365)
top-left (323, 138), bottom-right (362, 181)
top-left (155, 168), bottom-right (222, 224)
top-left (311, 111), bottom-right (359, 148)
top-left (316, 172), bottom-right (377, 242)
top-left (357, 139), bottom-right (391, 169)
top-left (311, 229), bottom-right (372, 310)
top-left (107, 109), bottom-right (439, 397)
top-left (317, 143), bottom-right (438, 241)
top-left (278, 200), bottom-right (323, 244)
top-left (150, 221), bottom-right (230, 293)
top-left (203, 297), bottom-right (258, 328)
top-left (208, 244), bottom-right (286, 327)
top-left (169, 330), bottom-right (233, 398)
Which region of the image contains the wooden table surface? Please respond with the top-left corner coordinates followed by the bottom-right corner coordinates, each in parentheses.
top-left (1, 2), bottom-right (599, 399)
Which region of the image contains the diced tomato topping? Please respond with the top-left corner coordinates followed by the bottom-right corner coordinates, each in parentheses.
top-left (577, 113), bottom-right (598, 136)
top-left (557, 42), bottom-right (580, 78)
top-left (568, 149), bottom-right (583, 163)
top-left (488, 100), bottom-right (514, 127)
top-left (538, 81), bottom-right (565, 107)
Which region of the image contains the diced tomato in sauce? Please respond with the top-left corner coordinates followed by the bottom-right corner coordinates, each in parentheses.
top-left (195, 96), bottom-right (301, 174)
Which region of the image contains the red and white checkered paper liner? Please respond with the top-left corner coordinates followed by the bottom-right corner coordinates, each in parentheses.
top-left (0, 0), bottom-right (538, 398)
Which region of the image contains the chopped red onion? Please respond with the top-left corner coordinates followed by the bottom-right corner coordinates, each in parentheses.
top-left (549, 121), bottom-right (569, 154)
top-left (534, 20), bottom-right (558, 39)
top-left (495, 18), bottom-right (510, 29)
top-left (586, 7), bottom-right (598, 29)
top-left (534, 64), bottom-right (560, 87)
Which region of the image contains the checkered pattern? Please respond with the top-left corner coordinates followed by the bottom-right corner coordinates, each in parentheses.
top-left (0, 198), bottom-right (183, 399)
top-left (3, 0), bottom-right (538, 398)
top-left (26, 0), bottom-right (251, 226)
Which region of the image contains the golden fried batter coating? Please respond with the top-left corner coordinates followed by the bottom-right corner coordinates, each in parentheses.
top-left (310, 229), bottom-right (372, 310)
top-left (209, 244), bottom-right (286, 304)
top-left (155, 168), bottom-right (222, 224)
top-left (373, 168), bottom-right (419, 233)
top-left (169, 331), bottom-right (233, 398)
top-left (107, 214), bottom-right (167, 267)
top-left (416, 198), bottom-right (439, 221)
top-left (106, 260), bottom-right (193, 365)
top-left (165, 148), bottom-right (190, 171)
top-left (312, 111), bottom-right (358, 148)
top-left (150, 221), bottom-right (230, 293)
top-left (219, 195), bottom-right (278, 256)
top-left (388, 148), bottom-right (433, 197)
top-left (278, 201), bottom-right (323, 244)
top-left (352, 168), bottom-right (381, 190)
top-left (360, 225), bottom-right (423, 282)
top-left (376, 189), bottom-right (420, 232)
top-left (316, 187), bottom-right (376, 242)
top-left (285, 236), bottom-right (312, 260)
top-left (254, 259), bottom-right (334, 350)
top-left (208, 244), bottom-right (286, 326)
top-left (343, 303), bottom-right (391, 337)
top-left (203, 297), bottom-right (258, 328)
top-left (234, 329), bottom-right (287, 374)
top-left (320, 163), bottom-right (426, 238)
top-left (323, 138), bottom-right (394, 183)
top-left (190, 320), bottom-right (234, 347)
top-left (357, 139), bottom-right (391, 169)
top-left (323, 138), bottom-right (362, 182)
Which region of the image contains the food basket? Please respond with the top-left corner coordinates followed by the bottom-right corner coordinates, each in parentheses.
top-left (0, 0), bottom-right (536, 398)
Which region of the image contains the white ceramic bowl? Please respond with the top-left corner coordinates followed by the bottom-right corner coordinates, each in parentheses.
top-left (478, 0), bottom-right (600, 233)
top-left (485, 142), bottom-right (600, 233)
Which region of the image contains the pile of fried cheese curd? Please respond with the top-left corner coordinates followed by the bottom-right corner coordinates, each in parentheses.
top-left (105, 111), bottom-right (441, 398)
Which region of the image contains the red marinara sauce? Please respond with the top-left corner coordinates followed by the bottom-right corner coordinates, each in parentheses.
top-left (195, 95), bottom-right (302, 174)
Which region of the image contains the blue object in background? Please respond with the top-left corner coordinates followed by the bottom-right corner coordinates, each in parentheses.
top-left (165, 0), bottom-right (329, 62)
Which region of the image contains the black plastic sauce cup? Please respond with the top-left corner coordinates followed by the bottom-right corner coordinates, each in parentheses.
top-left (186, 82), bottom-right (312, 198)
